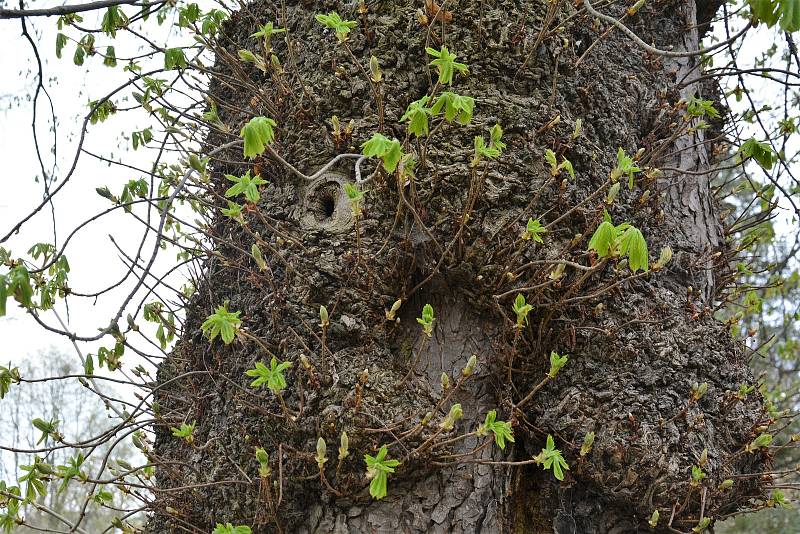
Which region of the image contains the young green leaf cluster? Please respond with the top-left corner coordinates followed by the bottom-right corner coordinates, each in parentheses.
top-left (361, 133), bottom-right (403, 173)
top-left (343, 182), bottom-right (366, 216)
top-left (240, 116), bottom-right (277, 159)
top-left (610, 148), bottom-right (641, 189)
top-left (425, 46), bottom-right (469, 85)
top-left (315, 12), bottom-right (357, 43)
top-left (544, 149), bottom-right (575, 179)
top-left (201, 303), bottom-right (242, 344)
top-left (548, 351), bottom-right (568, 378)
top-left (512, 293), bottom-right (533, 328)
top-left (225, 170), bottom-right (268, 204)
top-left (417, 303), bottom-right (435, 337)
top-left (522, 218), bottom-right (546, 243)
top-left (213, 524), bottom-right (252, 534)
top-left (245, 356), bottom-right (293, 394)
top-left (534, 435), bottom-right (570, 481)
top-left (587, 211), bottom-right (649, 272)
top-left (364, 445), bottom-right (401, 500)
top-left (472, 124), bottom-right (505, 167)
top-left (476, 410), bottom-right (515, 449)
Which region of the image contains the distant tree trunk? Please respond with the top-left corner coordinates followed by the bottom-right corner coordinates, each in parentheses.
top-left (150, 1), bottom-right (766, 532)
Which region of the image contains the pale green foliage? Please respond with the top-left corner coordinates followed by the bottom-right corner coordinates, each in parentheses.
top-left (768, 490), bottom-right (792, 509)
top-left (430, 91), bottom-right (475, 124)
top-left (611, 148), bottom-right (641, 188)
top-left (213, 524), bottom-right (252, 534)
top-left (462, 354), bottom-right (477, 377)
top-left (548, 351), bottom-right (568, 378)
top-left (417, 303), bottom-right (435, 336)
top-left (649, 510), bottom-right (660, 528)
top-left (315, 12), bottom-right (357, 42)
top-left (512, 293), bottom-right (533, 328)
top-left (0, 265), bottom-right (34, 316)
top-left (245, 356), bottom-right (293, 394)
top-left (164, 47), bottom-right (187, 70)
top-left (545, 149), bottom-right (575, 179)
top-left (201, 303), bottom-right (242, 344)
top-left (255, 447), bottom-right (271, 477)
top-left (534, 435), bottom-right (569, 481)
top-left (343, 182), bottom-right (366, 216)
top-left (315, 437), bottom-right (327, 469)
top-left (745, 432), bottom-right (773, 453)
top-left (251, 21), bottom-right (285, 49)
top-left (691, 465), bottom-right (707, 486)
top-left (686, 95), bottom-right (720, 119)
top-left (401, 96), bottom-right (433, 137)
top-left (440, 403), bottom-right (463, 430)
top-left (748, 0), bottom-right (800, 32)
top-left (472, 124), bottom-right (505, 167)
top-left (170, 421), bottom-right (196, 444)
top-left (224, 170), bottom-right (268, 204)
top-left (588, 212), bottom-right (649, 272)
top-left (251, 243), bottom-right (267, 271)
top-left (425, 46), bottom-right (469, 85)
top-left (361, 133), bottom-right (403, 173)
top-left (619, 226), bottom-right (649, 272)
top-left (476, 410), bottom-right (515, 449)
top-left (364, 445), bottom-right (401, 500)
top-left (580, 432), bottom-right (595, 457)
top-left (739, 138), bottom-right (777, 170)
top-left (240, 116), bottom-right (277, 159)
top-left (693, 517), bottom-right (712, 532)
top-left (338, 431), bottom-right (349, 460)
top-left (523, 218), bottom-right (546, 243)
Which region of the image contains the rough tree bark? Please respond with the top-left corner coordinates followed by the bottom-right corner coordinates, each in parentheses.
top-left (150, 1), bottom-right (767, 532)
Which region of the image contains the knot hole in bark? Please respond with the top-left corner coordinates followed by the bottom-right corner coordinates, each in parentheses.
top-left (300, 172), bottom-right (354, 233)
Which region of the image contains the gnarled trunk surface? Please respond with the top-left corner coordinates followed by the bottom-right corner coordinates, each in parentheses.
top-left (150, 1), bottom-right (767, 532)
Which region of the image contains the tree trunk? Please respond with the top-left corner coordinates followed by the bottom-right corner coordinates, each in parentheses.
top-left (150, 1), bottom-right (767, 532)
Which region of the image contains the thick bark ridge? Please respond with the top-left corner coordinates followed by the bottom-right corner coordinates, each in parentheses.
top-left (150, 1), bottom-right (767, 532)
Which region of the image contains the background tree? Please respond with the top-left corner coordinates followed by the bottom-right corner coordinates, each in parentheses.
top-left (0, 350), bottom-right (142, 532)
top-left (0, 0), bottom-right (798, 533)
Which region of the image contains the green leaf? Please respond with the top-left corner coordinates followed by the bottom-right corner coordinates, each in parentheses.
top-left (618, 226), bottom-right (649, 272)
top-left (164, 47), bottom-right (187, 70)
top-left (361, 133), bottom-right (403, 173)
top-left (426, 46), bottom-right (469, 85)
top-left (224, 170), bottom-right (268, 203)
top-left (780, 0), bottom-right (800, 31)
top-left (548, 351), bottom-right (568, 378)
top-left (430, 92), bottom-right (475, 124)
top-left (588, 220), bottom-right (616, 258)
top-left (535, 435), bottom-right (569, 481)
top-left (416, 303), bottom-right (435, 336)
top-left (476, 410), bottom-right (515, 449)
top-left (739, 138), bottom-right (777, 170)
top-left (523, 218), bottom-right (546, 243)
top-left (400, 96), bottom-right (433, 137)
top-left (512, 293), bottom-right (533, 328)
top-left (212, 523), bottom-right (253, 534)
top-left (246, 356), bottom-right (293, 394)
top-left (241, 116), bottom-right (277, 159)
top-left (55, 33), bottom-right (68, 59)
top-left (315, 12), bottom-right (357, 43)
top-left (364, 445), bottom-right (401, 500)
top-left (100, 6), bottom-right (128, 37)
top-left (200, 303), bottom-right (241, 344)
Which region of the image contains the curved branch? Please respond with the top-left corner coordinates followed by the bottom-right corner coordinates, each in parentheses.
top-left (0, 0), bottom-right (162, 19)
